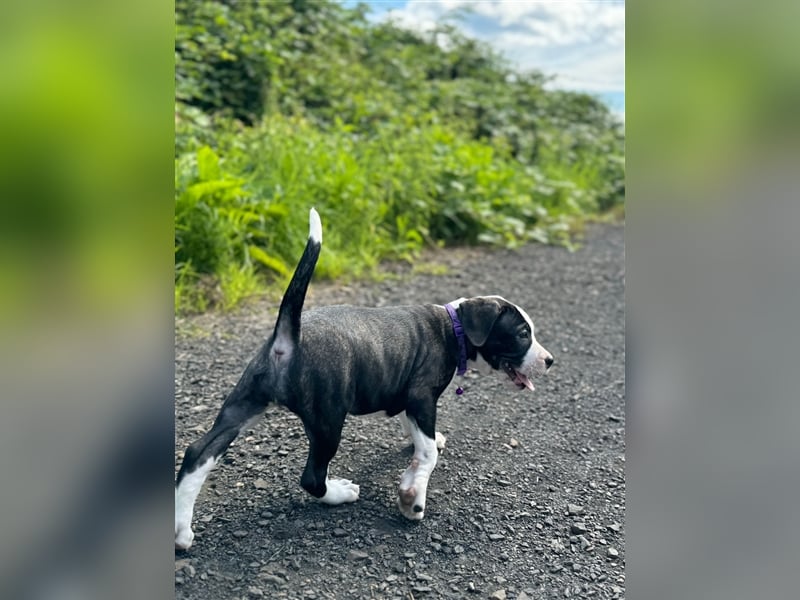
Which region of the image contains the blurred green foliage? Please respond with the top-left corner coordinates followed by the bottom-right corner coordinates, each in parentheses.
top-left (628, 0), bottom-right (800, 187)
top-left (1, 2), bottom-right (172, 326)
top-left (174, 0), bottom-right (625, 314)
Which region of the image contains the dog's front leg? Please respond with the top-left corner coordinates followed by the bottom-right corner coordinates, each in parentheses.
top-left (398, 412), bottom-right (439, 520)
top-left (398, 411), bottom-right (446, 450)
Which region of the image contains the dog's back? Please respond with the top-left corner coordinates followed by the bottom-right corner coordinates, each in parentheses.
top-left (286, 304), bottom-right (456, 417)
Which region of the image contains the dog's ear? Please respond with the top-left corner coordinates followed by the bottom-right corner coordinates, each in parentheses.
top-left (460, 298), bottom-right (505, 347)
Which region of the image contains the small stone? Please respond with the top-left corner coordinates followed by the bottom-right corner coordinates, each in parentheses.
top-left (517, 593), bottom-right (531, 600)
top-left (431, 532), bottom-right (443, 541)
top-left (413, 586), bottom-right (432, 593)
top-left (467, 582), bottom-right (477, 593)
top-left (567, 504), bottom-right (583, 516)
top-left (488, 533), bottom-right (505, 541)
top-left (233, 530), bottom-right (249, 538)
top-left (348, 550), bottom-right (369, 561)
top-left (607, 547), bottom-right (619, 558)
top-left (497, 479), bottom-right (512, 487)
top-left (253, 478), bottom-right (269, 490)
top-left (248, 586), bottom-right (264, 597)
top-left (570, 523), bottom-right (588, 535)
top-left (183, 564), bottom-right (196, 578)
top-left (607, 522), bottom-right (622, 533)
top-left (454, 545), bottom-right (465, 554)
top-left (332, 528), bottom-right (348, 537)
top-left (489, 590), bottom-right (506, 600)
top-left (544, 517), bottom-right (554, 527)
top-left (509, 438), bottom-right (519, 448)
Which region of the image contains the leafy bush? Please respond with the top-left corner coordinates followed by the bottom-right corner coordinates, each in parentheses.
top-left (175, 1), bottom-right (624, 314)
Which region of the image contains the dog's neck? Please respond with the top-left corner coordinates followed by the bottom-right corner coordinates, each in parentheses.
top-left (444, 303), bottom-right (468, 376)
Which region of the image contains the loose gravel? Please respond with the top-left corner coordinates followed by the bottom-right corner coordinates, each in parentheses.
top-left (175, 223), bottom-right (625, 599)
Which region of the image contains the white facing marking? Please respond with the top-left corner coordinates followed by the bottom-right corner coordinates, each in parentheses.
top-left (398, 416), bottom-right (439, 520)
top-left (475, 295), bottom-right (553, 377)
top-left (175, 456), bottom-right (217, 550)
top-left (319, 477), bottom-right (360, 504)
top-left (309, 207), bottom-right (322, 243)
top-left (512, 301), bottom-right (553, 375)
top-left (512, 302), bottom-right (535, 335)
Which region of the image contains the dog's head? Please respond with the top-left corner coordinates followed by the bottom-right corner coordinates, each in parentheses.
top-left (454, 296), bottom-right (553, 391)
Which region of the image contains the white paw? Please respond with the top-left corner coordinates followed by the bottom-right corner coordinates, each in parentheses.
top-left (435, 431), bottom-right (447, 450)
top-left (398, 462), bottom-right (428, 520)
top-left (398, 485), bottom-right (425, 520)
top-left (175, 524), bottom-right (194, 550)
top-left (320, 478), bottom-right (360, 505)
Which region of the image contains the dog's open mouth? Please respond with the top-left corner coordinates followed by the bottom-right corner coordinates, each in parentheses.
top-left (502, 361), bottom-right (535, 391)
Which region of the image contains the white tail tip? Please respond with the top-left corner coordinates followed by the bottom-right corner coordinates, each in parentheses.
top-left (309, 208), bottom-right (322, 243)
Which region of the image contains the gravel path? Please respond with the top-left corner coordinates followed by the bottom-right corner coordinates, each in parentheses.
top-left (175, 223), bottom-right (625, 600)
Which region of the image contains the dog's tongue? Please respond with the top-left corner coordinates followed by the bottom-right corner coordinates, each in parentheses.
top-left (514, 369), bottom-right (535, 391)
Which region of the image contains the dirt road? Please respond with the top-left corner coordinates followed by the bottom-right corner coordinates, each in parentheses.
top-left (175, 223), bottom-right (625, 599)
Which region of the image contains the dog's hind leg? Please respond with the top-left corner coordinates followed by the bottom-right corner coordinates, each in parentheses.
top-left (175, 401), bottom-right (265, 550)
top-left (300, 420), bottom-right (360, 505)
top-left (398, 408), bottom-right (439, 520)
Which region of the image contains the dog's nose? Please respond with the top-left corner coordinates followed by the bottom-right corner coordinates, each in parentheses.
top-left (545, 356), bottom-right (554, 369)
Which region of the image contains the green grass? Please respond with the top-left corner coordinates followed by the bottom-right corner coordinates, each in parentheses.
top-left (175, 113), bottom-right (621, 314)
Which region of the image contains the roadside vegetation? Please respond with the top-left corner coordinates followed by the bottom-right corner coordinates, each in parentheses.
top-left (175, 1), bottom-right (624, 314)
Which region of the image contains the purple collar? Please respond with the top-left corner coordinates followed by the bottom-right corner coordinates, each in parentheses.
top-left (445, 303), bottom-right (468, 376)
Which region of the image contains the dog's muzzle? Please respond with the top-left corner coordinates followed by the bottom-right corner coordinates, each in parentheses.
top-left (502, 360), bottom-right (536, 391)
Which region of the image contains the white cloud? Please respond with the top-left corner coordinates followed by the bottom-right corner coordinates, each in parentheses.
top-left (381, 1), bottom-right (625, 95)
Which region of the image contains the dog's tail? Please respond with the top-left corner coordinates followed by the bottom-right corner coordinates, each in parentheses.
top-left (272, 208), bottom-right (322, 346)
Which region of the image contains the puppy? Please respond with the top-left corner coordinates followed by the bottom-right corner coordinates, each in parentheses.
top-left (175, 208), bottom-right (553, 549)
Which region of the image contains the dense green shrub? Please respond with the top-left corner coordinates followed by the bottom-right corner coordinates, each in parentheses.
top-left (175, 1), bottom-right (624, 314)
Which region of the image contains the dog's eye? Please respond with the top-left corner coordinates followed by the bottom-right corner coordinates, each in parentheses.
top-left (518, 330), bottom-right (530, 339)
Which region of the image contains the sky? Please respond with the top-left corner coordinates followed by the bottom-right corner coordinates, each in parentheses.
top-left (345, 0), bottom-right (625, 119)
